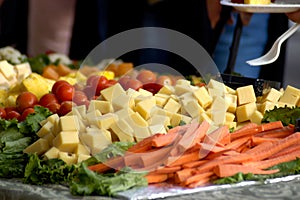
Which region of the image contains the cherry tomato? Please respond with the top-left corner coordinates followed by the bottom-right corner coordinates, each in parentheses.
top-left (39, 93), bottom-right (59, 107)
top-left (142, 83), bottom-right (163, 95)
top-left (16, 92), bottom-right (38, 113)
top-left (73, 90), bottom-right (88, 105)
top-left (0, 107), bottom-right (6, 119)
top-left (45, 102), bottom-right (61, 114)
top-left (19, 108), bottom-right (35, 121)
top-left (136, 70), bottom-right (157, 84)
top-left (156, 75), bottom-right (173, 85)
top-left (58, 101), bottom-right (76, 116)
top-left (55, 83), bottom-right (75, 102)
top-left (6, 110), bottom-right (21, 120)
top-left (5, 107), bottom-right (17, 114)
top-left (86, 75), bottom-right (100, 86)
top-left (124, 79), bottom-right (143, 91)
top-left (103, 79), bottom-right (117, 89)
top-left (118, 75), bottom-right (131, 89)
top-left (83, 85), bottom-right (96, 99)
top-left (52, 80), bottom-right (70, 95)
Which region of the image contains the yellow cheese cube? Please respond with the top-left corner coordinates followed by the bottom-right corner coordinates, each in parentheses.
top-left (260, 101), bottom-right (276, 114)
top-left (112, 93), bottom-right (135, 111)
top-left (77, 154), bottom-right (91, 163)
top-left (182, 100), bottom-right (205, 118)
top-left (114, 107), bottom-right (134, 119)
top-left (74, 143), bottom-right (90, 155)
top-left (53, 131), bottom-right (80, 153)
top-left (135, 97), bottom-right (156, 120)
top-left (193, 86), bottom-right (212, 109)
top-left (224, 121), bottom-right (237, 130)
top-left (95, 113), bottom-right (118, 130)
top-left (88, 100), bottom-right (112, 114)
top-left (81, 128), bottom-right (112, 154)
top-left (42, 132), bottom-right (55, 146)
top-left (170, 113), bottom-right (192, 127)
top-left (154, 96), bottom-right (168, 107)
top-left (0, 60), bottom-right (16, 81)
top-left (110, 119), bottom-right (134, 142)
top-left (129, 112), bottom-right (148, 127)
top-left (58, 152), bottom-right (77, 165)
top-left (138, 88), bottom-right (153, 97)
top-left (261, 88), bottom-right (282, 103)
top-left (249, 110), bottom-right (263, 125)
top-left (225, 112), bottom-right (236, 122)
top-left (149, 124), bottom-right (167, 135)
top-left (59, 115), bottom-right (80, 132)
top-left (199, 112), bottom-right (213, 124)
top-left (236, 102), bottom-right (257, 122)
top-left (100, 83), bottom-right (125, 102)
top-left (163, 98), bottom-right (181, 113)
top-left (279, 93), bottom-right (299, 106)
top-left (224, 93), bottom-right (237, 113)
top-left (148, 114), bottom-right (170, 128)
top-left (157, 85), bottom-right (174, 95)
top-left (236, 85), bottom-right (256, 105)
top-left (43, 147), bottom-right (60, 160)
top-left (46, 114), bottom-right (60, 124)
top-left (36, 121), bottom-right (53, 137)
top-left (23, 138), bottom-right (49, 155)
top-left (226, 85), bottom-right (236, 95)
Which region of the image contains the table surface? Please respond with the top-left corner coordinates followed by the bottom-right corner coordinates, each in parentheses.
top-left (2, 175), bottom-right (300, 200)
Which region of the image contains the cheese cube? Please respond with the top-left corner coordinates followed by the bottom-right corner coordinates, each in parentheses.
top-left (42, 132), bottom-right (55, 146)
top-left (128, 112), bottom-right (148, 127)
top-left (100, 83), bottom-right (125, 102)
top-left (224, 93), bottom-right (237, 113)
top-left (249, 110), bottom-right (263, 125)
top-left (224, 121), bottom-right (237, 130)
top-left (199, 112), bottom-right (213, 124)
top-left (279, 93), bottom-right (299, 106)
top-left (225, 112), bottom-right (236, 122)
top-left (36, 121), bottom-right (53, 137)
top-left (183, 100), bottom-right (205, 118)
top-left (260, 101), bottom-right (276, 114)
top-left (126, 88), bottom-right (141, 99)
top-left (174, 84), bottom-right (193, 96)
top-left (236, 85), bottom-right (256, 105)
top-left (226, 85), bottom-right (236, 95)
top-left (15, 62), bottom-right (32, 81)
top-left (0, 60), bottom-right (16, 80)
top-left (110, 119), bottom-right (134, 142)
top-left (23, 138), bottom-right (49, 155)
top-left (138, 88), bottom-right (153, 97)
top-left (112, 93), bottom-right (135, 111)
top-left (94, 113), bottom-right (118, 130)
top-left (135, 97), bottom-right (156, 120)
top-left (59, 115), bottom-right (80, 132)
top-left (46, 114), bottom-right (59, 124)
top-left (154, 96), bottom-right (168, 107)
top-left (74, 143), bottom-right (90, 155)
top-left (0, 73), bottom-right (10, 88)
top-left (88, 100), bottom-right (113, 114)
top-left (244, 0), bottom-right (271, 5)
top-left (163, 98), bottom-right (181, 113)
top-left (149, 124), bottom-right (167, 135)
top-left (207, 79), bottom-right (226, 92)
top-left (151, 107), bottom-right (174, 119)
top-left (208, 88), bottom-right (224, 98)
top-left (43, 147), bottom-right (60, 160)
top-left (148, 114), bottom-right (170, 128)
top-left (81, 128), bottom-right (112, 154)
top-left (236, 102), bottom-right (257, 122)
top-left (77, 154), bottom-right (91, 163)
top-left (53, 131), bottom-right (80, 153)
top-left (86, 110), bottom-right (102, 126)
top-left (131, 123), bottom-right (151, 142)
top-left (58, 152), bottom-right (77, 165)
top-left (157, 85), bottom-right (174, 95)
top-left (193, 86), bottom-right (212, 109)
top-left (176, 79), bottom-right (191, 85)
top-left (170, 113), bottom-right (192, 127)
top-left (114, 107), bottom-right (134, 119)
top-left (261, 88), bottom-right (282, 103)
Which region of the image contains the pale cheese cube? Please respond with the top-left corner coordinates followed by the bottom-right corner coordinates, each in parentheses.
top-left (236, 102), bottom-right (257, 122)
top-left (112, 93), bottom-right (135, 111)
top-left (86, 110), bottom-right (102, 126)
top-left (236, 85), bottom-right (256, 105)
top-left (23, 138), bottom-right (49, 155)
top-left (199, 112), bottom-right (213, 124)
top-left (80, 130), bottom-right (112, 154)
top-left (151, 107), bottom-right (174, 119)
top-left (100, 83), bottom-right (125, 102)
top-left (0, 73), bottom-right (9, 88)
top-left (193, 86), bottom-right (212, 109)
top-left (88, 100), bottom-right (113, 114)
top-left (110, 119), bottom-right (134, 142)
top-left (59, 115), bottom-right (81, 132)
top-left (174, 84), bottom-right (193, 96)
top-left (46, 114), bottom-right (60, 124)
top-left (73, 105), bottom-right (87, 120)
top-left (176, 79), bottom-right (191, 85)
top-left (163, 98), bottom-right (181, 113)
top-left (224, 121), bottom-right (237, 130)
top-left (114, 107), bottom-right (134, 119)
top-left (15, 62), bottom-right (31, 81)
top-left (149, 124), bottom-right (167, 135)
top-left (260, 101), bottom-right (276, 114)
top-left (138, 88), bottom-right (153, 97)
top-left (94, 113), bottom-right (118, 130)
top-left (261, 88), bottom-right (282, 103)
top-left (128, 112), bottom-right (148, 127)
top-left (225, 85), bottom-right (236, 95)
top-left (249, 110), bottom-right (263, 125)
top-left (53, 131), bottom-right (80, 153)
top-left (148, 114), bottom-right (170, 128)
top-left (43, 147), bottom-right (60, 160)
top-left (36, 121), bottom-right (53, 137)
top-left (52, 117), bottom-right (61, 136)
top-left (211, 110), bottom-right (226, 126)
top-left (154, 96), bottom-right (168, 107)
top-left (182, 100), bottom-right (205, 118)
top-left (58, 152), bottom-right (77, 165)
top-left (77, 154), bottom-right (91, 163)
top-left (126, 88), bottom-right (141, 99)
top-left (74, 143), bottom-right (90, 155)
top-left (207, 79), bottom-right (226, 92)
top-left (0, 60), bottom-right (16, 80)
top-left (225, 112), bottom-right (235, 122)
top-left (157, 84), bottom-right (174, 95)
top-left (42, 132), bottom-right (55, 146)
top-left (279, 93), bottom-right (299, 106)
top-left (208, 88), bottom-right (224, 98)
top-left (131, 124), bottom-right (151, 142)
top-left (135, 97), bottom-right (156, 120)
top-left (224, 93), bottom-right (237, 113)
top-left (170, 113), bottom-right (192, 127)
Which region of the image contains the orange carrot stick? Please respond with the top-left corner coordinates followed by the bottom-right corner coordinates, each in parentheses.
top-left (127, 134), bottom-right (157, 153)
top-left (202, 125), bottom-right (230, 146)
top-left (260, 121), bottom-right (284, 132)
top-left (224, 136), bottom-right (251, 151)
top-left (187, 177), bottom-right (211, 188)
top-left (213, 164), bottom-right (279, 178)
top-left (88, 156), bottom-right (124, 173)
top-left (146, 173), bottom-right (169, 184)
top-left (166, 150), bottom-right (201, 167)
top-left (154, 166), bottom-right (182, 174)
top-left (183, 171), bottom-right (213, 186)
top-left (182, 159), bottom-right (209, 169)
top-left (251, 136), bottom-right (280, 146)
top-left (174, 168), bottom-right (196, 183)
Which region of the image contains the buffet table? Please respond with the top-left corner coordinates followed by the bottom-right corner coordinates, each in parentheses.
top-left (2, 175), bottom-right (300, 200)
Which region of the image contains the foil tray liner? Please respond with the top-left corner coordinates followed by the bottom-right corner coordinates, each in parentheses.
top-left (1, 174), bottom-right (300, 199)
top-left (117, 174), bottom-right (300, 200)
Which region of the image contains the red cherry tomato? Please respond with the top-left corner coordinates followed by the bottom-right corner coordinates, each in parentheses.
top-left (142, 83), bottom-right (163, 95)
top-left (58, 101), bottom-right (76, 116)
top-left (55, 84), bottom-right (75, 102)
top-left (6, 110), bottom-right (21, 120)
top-left (124, 79), bottom-right (143, 91)
top-left (39, 93), bottom-right (59, 107)
top-left (16, 91), bottom-right (38, 113)
top-left (118, 75), bottom-right (131, 89)
top-left (0, 107), bottom-right (6, 119)
top-left (103, 79), bottom-right (117, 89)
top-left (52, 80), bottom-right (70, 95)
top-left (19, 107), bottom-right (35, 121)
top-left (156, 75), bottom-right (173, 85)
top-left (5, 107), bottom-right (17, 114)
top-left (45, 102), bottom-right (61, 114)
top-left (73, 90), bottom-right (88, 106)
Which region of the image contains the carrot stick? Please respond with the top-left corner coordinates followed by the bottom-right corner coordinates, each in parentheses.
top-left (127, 134), bottom-right (157, 153)
top-left (268, 143), bottom-right (300, 159)
top-left (224, 136), bottom-right (251, 151)
top-left (154, 166), bottom-right (182, 174)
top-left (151, 132), bottom-right (180, 148)
top-left (230, 126), bottom-right (262, 141)
top-left (182, 159), bottom-right (209, 169)
top-left (146, 173), bottom-right (169, 184)
top-left (88, 156), bottom-right (124, 173)
top-left (251, 136), bottom-right (280, 146)
top-left (202, 125), bottom-right (230, 146)
top-left (187, 177), bottom-right (211, 188)
top-left (139, 146), bottom-right (172, 169)
top-left (213, 164), bottom-right (279, 178)
top-left (198, 142), bottom-right (227, 159)
top-left (174, 168), bottom-right (196, 183)
top-left (183, 171), bottom-right (213, 186)
top-left (260, 121), bottom-right (283, 132)
top-left (166, 150), bottom-right (201, 167)
top-left (258, 126), bottom-right (294, 138)
top-left (244, 148), bottom-right (300, 169)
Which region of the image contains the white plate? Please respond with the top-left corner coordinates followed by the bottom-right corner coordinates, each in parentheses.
top-left (220, 0), bottom-right (300, 13)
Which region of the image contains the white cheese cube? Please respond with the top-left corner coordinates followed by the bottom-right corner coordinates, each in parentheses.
top-left (110, 119), bottom-right (134, 142)
top-left (94, 113), bottom-right (118, 130)
top-left (112, 93), bottom-right (135, 111)
top-left (249, 110), bottom-right (263, 125)
top-left (15, 62), bottom-right (32, 81)
top-left (149, 124), bottom-right (167, 135)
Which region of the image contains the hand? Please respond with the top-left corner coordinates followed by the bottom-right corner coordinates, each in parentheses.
top-left (206, 0), bottom-right (253, 29)
top-left (286, 9), bottom-right (300, 23)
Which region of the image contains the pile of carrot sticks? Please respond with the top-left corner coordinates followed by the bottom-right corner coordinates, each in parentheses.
top-left (88, 120), bottom-right (300, 188)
